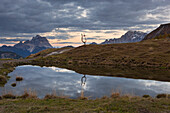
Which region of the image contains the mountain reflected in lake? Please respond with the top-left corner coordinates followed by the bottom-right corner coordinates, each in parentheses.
top-left (0, 65), bottom-right (170, 99)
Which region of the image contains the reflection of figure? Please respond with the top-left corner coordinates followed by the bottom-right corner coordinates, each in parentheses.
top-left (81, 74), bottom-right (87, 86)
top-left (80, 74), bottom-right (87, 98)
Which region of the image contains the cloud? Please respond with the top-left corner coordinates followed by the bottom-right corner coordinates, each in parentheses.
top-left (0, 38), bottom-right (27, 44)
top-left (53, 42), bottom-right (82, 44)
top-left (47, 33), bottom-right (74, 40)
top-left (0, 0), bottom-right (170, 44)
top-left (86, 36), bottom-right (106, 40)
top-left (86, 38), bottom-right (97, 40)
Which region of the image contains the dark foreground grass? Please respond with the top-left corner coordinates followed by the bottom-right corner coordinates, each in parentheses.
top-left (0, 63), bottom-right (15, 87)
top-left (0, 96), bottom-right (170, 113)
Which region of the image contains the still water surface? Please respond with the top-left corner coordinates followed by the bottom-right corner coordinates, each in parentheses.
top-left (0, 65), bottom-right (170, 99)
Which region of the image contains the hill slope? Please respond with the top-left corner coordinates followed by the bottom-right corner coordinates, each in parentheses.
top-left (43, 39), bottom-right (170, 68)
top-left (0, 51), bottom-right (22, 59)
top-left (0, 46), bottom-right (30, 57)
top-left (143, 23), bottom-right (170, 40)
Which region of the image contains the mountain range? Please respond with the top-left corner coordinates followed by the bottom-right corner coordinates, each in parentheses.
top-left (101, 31), bottom-right (147, 44)
top-left (0, 35), bottom-right (53, 58)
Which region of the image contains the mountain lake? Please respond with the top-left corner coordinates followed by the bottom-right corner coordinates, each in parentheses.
top-left (0, 65), bottom-right (170, 99)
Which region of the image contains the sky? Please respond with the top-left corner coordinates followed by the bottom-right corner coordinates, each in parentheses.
top-left (0, 0), bottom-right (170, 47)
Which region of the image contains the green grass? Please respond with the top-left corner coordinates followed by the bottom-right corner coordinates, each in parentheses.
top-left (0, 58), bottom-right (13, 61)
top-left (0, 63), bottom-right (15, 87)
top-left (0, 97), bottom-right (169, 113)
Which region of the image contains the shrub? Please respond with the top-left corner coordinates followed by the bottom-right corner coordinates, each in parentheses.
top-left (20, 92), bottom-right (29, 99)
top-left (19, 89), bottom-right (37, 99)
top-left (0, 75), bottom-right (7, 83)
top-left (143, 95), bottom-right (151, 98)
top-left (156, 94), bottom-right (167, 98)
top-left (101, 96), bottom-right (108, 99)
top-left (79, 96), bottom-right (88, 100)
top-left (111, 93), bottom-right (120, 98)
top-left (44, 94), bottom-right (58, 99)
top-left (2, 94), bottom-right (16, 99)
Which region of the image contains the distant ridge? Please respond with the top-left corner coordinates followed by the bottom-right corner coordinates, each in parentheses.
top-left (0, 35), bottom-right (53, 58)
top-left (101, 31), bottom-right (147, 44)
top-left (0, 51), bottom-right (22, 59)
top-left (90, 42), bottom-right (97, 45)
top-left (143, 23), bottom-right (170, 40)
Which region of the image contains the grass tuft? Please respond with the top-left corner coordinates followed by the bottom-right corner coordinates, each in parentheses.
top-left (0, 75), bottom-right (7, 83)
top-left (20, 92), bottom-right (29, 99)
top-left (143, 95), bottom-right (151, 98)
top-left (44, 94), bottom-right (58, 99)
top-left (156, 94), bottom-right (167, 98)
top-left (19, 89), bottom-right (37, 99)
top-left (110, 92), bottom-right (120, 98)
top-left (2, 93), bottom-right (16, 99)
top-left (101, 96), bottom-right (108, 99)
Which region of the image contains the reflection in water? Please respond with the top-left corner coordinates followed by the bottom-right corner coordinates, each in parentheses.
top-left (0, 65), bottom-right (170, 99)
top-left (80, 74), bottom-right (87, 98)
top-left (81, 74), bottom-right (87, 86)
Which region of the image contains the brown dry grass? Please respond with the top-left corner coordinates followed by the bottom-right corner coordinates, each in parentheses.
top-left (42, 38), bottom-right (170, 69)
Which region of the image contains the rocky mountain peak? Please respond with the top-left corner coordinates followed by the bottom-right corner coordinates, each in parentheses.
top-left (101, 31), bottom-right (147, 44)
top-left (19, 41), bottom-right (23, 43)
top-left (14, 35), bottom-right (53, 53)
top-left (32, 35), bottom-right (45, 40)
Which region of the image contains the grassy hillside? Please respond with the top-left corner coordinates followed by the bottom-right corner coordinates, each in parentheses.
top-left (35, 38), bottom-right (170, 69)
top-left (0, 51), bottom-right (22, 59)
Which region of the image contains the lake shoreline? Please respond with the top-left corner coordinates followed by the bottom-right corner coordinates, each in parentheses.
top-left (1, 59), bottom-right (170, 88)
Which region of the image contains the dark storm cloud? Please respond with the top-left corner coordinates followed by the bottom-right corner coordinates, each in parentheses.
top-left (53, 42), bottom-right (81, 44)
top-left (86, 38), bottom-right (97, 40)
top-left (47, 34), bottom-right (74, 40)
top-left (0, 38), bottom-right (27, 44)
top-left (0, 0), bottom-right (170, 41)
top-left (87, 36), bottom-right (106, 40)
